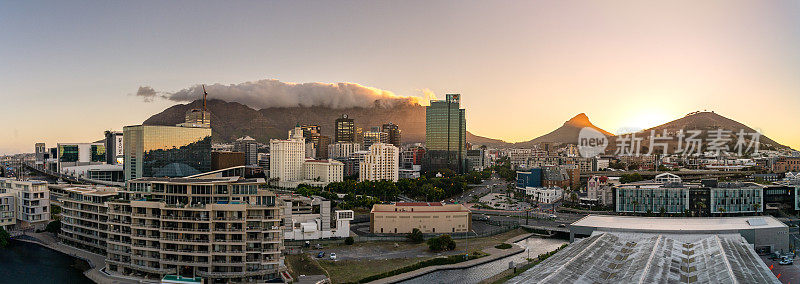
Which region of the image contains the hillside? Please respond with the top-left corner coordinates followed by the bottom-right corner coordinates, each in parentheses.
top-left (513, 113), bottom-right (614, 148)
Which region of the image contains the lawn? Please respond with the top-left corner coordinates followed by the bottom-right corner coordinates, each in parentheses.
top-left (318, 257), bottom-right (424, 283)
top-left (285, 253), bottom-right (328, 280)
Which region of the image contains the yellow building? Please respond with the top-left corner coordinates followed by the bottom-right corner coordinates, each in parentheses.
top-left (370, 202), bottom-right (471, 234)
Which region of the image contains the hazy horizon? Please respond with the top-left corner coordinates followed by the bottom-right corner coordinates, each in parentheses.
top-left (2, 1), bottom-right (799, 154)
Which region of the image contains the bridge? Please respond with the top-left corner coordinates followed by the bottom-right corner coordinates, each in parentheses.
top-left (18, 161), bottom-right (124, 187)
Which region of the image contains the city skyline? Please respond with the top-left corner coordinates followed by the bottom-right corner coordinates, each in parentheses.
top-left (2, 1), bottom-right (800, 154)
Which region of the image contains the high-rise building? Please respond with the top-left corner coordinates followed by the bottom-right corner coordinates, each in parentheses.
top-left (234, 136), bottom-right (258, 166)
top-left (56, 142), bottom-right (107, 170)
top-left (122, 125), bottom-right (212, 180)
top-left (316, 135), bottom-right (331, 159)
top-left (359, 143), bottom-right (399, 182)
top-left (270, 126), bottom-right (306, 185)
top-left (363, 127), bottom-right (388, 150)
top-left (425, 94), bottom-right (466, 173)
top-left (101, 176), bottom-right (284, 282)
top-left (104, 131), bottom-right (124, 165)
top-left (381, 123), bottom-right (401, 147)
top-left (334, 114), bottom-right (355, 143)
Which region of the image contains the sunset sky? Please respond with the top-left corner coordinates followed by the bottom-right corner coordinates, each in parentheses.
top-left (1, 1), bottom-right (799, 154)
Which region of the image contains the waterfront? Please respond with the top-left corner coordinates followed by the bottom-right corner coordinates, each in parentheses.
top-left (0, 240), bottom-right (93, 284)
top-left (398, 236), bottom-right (568, 284)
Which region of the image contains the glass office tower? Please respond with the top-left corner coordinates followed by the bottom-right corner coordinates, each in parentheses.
top-left (335, 114), bottom-right (355, 143)
top-left (425, 94), bottom-right (466, 174)
top-left (123, 125), bottom-right (212, 180)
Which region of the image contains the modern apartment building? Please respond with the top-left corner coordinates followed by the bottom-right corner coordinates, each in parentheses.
top-left (60, 186), bottom-right (119, 254)
top-left (103, 176), bottom-right (284, 283)
top-left (425, 94), bottom-right (466, 174)
top-left (0, 178), bottom-right (50, 230)
top-left (303, 159), bottom-right (344, 184)
top-left (123, 125), bottom-right (212, 180)
top-left (362, 128), bottom-right (388, 150)
top-left (359, 143), bottom-right (399, 182)
top-left (370, 202), bottom-right (471, 234)
top-left (614, 175), bottom-right (765, 216)
top-left (233, 136), bottom-right (258, 166)
top-left (0, 190), bottom-right (15, 230)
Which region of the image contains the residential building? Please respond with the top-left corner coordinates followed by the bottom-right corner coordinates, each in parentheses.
top-left (60, 186), bottom-right (118, 254)
top-left (334, 114), bottom-right (355, 143)
top-left (315, 135), bottom-right (331, 159)
top-left (0, 178), bottom-right (50, 230)
top-left (381, 123), bottom-right (401, 147)
top-left (466, 149), bottom-right (487, 172)
top-left (370, 202), bottom-right (471, 234)
top-left (233, 136), bottom-right (258, 166)
top-left (400, 146), bottom-right (425, 169)
top-left (425, 94), bottom-right (466, 174)
top-left (303, 159), bottom-right (344, 185)
top-left (280, 194), bottom-right (353, 240)
top-left (585, 175), bottom-right (615, 206)
top-left (103, 176), bottom-right (284, 283)
top-left (270, 127), bottom-right (343, 187)
top-left (269, 126), bottom-right (305, 186)
top-left (123, 125), bottom-right (212, 180)
top-left (328, 142), bottom-right (361, 160)
top-left (774, 157), bottom-right (800, 173)
top-left (0, 190), bottom-right (15, 230)
top-left (359, 143), bottom-right (399, 182)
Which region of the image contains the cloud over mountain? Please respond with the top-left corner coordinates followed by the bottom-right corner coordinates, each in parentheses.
top-left (136, 79), bottom-right (424, 109)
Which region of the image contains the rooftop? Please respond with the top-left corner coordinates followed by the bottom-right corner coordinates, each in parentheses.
top-left (508, 232), bottom-right (779, 284)
top-left (572, 215), bottom-right (787, 232)
top-left (396, 202), bottom-right (443, 206)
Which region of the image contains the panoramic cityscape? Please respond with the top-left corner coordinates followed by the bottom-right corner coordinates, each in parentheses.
top-left (2, 1), bottom-right (800, 284)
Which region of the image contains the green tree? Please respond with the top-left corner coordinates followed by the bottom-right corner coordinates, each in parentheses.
top-left (344, 236), bottom-right (354, 245)
top-left (407, 228), bottom-right (424, 244)
top-left (0, 227), bottom-right (9, 248)
top-left (45, 220), bottom-right (61, 234)
top-left (427, 234), bottom-right (456, 252)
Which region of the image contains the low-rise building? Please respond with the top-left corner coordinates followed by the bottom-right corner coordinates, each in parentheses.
top-left (523, 187), bottom-right (563, 204)
top-left (370, 202), bottom-right (470, 234)
top-left (280, 195), bottom-right (353, 240)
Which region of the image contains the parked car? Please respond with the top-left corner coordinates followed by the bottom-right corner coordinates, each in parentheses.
top-left (549, 214), bottom-right (557, 219)
top-left (329, 253), bottom-right (337, 260)
top-left (557, 224), bottom-right (567, 228)
top-left (317, 252), bottom-right (325, 258)
top-left (780, 257), bottom-right (793, 265)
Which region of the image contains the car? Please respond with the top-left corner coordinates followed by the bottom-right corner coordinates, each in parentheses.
top-left (549, 214), bottom-right (557, 219)
top-left (557, 224), bottom-right (567, 228)
top-left (317, 252), bottom-right (325, 258)
top-left (780, 257), bottom-right (793, 265)
top-left (329, 253), bottom-right (337, 260)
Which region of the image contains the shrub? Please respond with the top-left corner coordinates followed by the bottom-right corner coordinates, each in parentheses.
top-left (0, 227), bottom-right (9, 248)
top-left (427, 234), bottom-right (456, 252)
top-left (344, 236), bottom-right (354, 245)
top-left (407, 228), bottom-right (424, 244)
top-left (495, 243), bottom-right (512, 249)
top-left (45, 220), bottom-right (61, 234)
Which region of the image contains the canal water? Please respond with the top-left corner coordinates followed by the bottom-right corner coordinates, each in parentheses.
top-left (0, 240), bottom-right (93, 284)
top-left (398, 237), bottom-right (567, 284)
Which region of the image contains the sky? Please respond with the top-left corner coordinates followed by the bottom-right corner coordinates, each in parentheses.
top-left (1, 0), bottom-right (799, 154)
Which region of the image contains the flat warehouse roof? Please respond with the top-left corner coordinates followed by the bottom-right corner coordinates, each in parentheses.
top-left (572, 215), bottom-right (786, 232)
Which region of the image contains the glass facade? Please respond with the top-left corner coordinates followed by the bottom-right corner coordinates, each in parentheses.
top-left (709, 187), bottom-right (763, 213)
top-left (91, 145), bottom-right (106, 163)
top-left (616, 187), bottom-right (689, 213)
top-left (58, 144), bottom-right (79, 162)
top-left (335, 115), bottom-right (354, 143)
top-left (425, 94), bottom-right (466, 173)
top-left (123, 125), bottom-right (212, 180)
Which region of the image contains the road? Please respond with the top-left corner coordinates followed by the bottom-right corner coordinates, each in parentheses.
top-left (453, 174), bottom-right (508, 204)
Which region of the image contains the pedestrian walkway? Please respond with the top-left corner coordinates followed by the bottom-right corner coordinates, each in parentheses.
top-left (17, 232), bottom-right (140, 284)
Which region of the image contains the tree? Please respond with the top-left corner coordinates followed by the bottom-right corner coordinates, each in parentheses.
top-left (45, 220), bottom-right (61, 234)
top-left (659, 206), bottom-right (666, 217)
top-left (344, 236), bottom-right (354, 245)
top-left (0, 227), bottom-right (9, 248)
top-left (427, 234), bottom-right (456, 252)
top-left (407, 228), bottom-right (424, 244)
